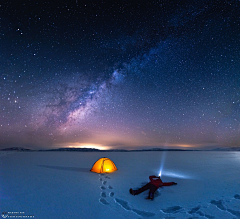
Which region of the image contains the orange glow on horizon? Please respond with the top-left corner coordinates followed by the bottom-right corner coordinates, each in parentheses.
top-left (54, 142), bottom-right (204, 151)
top-left (166, 143), bottom-right (209, 148)
top-left (66, 143), bottom-right (111, 150)
top-left (175, 144), bottom-right (194, 148)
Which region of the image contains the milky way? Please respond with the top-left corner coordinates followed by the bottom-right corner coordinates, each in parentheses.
top-left (0, 1), bottom-right (239, 149)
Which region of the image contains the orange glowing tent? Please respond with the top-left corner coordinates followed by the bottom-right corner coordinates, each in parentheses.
top-left (90, 157), bottom-right (118, 173)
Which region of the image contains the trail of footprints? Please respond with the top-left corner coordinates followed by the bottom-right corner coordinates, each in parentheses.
top-left (98, 174), bottom-right (114, 205)
top-left (98, 175), bottom-right (240, 219)
top-left (159, 195), bottom-right (240, 218)
top-left (98, 174), bottom-right (156, 218)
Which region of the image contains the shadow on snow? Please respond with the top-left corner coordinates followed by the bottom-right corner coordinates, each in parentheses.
top-left (37, 165), bottom-right (90, 173)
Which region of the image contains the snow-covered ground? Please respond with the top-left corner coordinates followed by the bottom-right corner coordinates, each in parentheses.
top-left (1, 151), bottom-right (240, 219)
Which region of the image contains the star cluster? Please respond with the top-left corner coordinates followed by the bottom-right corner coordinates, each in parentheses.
top-left (0, 1), bottom-right (239, 149)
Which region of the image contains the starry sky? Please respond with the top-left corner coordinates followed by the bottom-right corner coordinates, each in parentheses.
top-left (0, 1), bottom-right (240, 150)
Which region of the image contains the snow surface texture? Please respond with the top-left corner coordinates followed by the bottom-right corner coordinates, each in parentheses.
top-left (1, 151), bottom-right (240, 219)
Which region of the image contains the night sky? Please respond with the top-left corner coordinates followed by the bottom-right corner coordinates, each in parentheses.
top-left (1, 1), bottom-right (240, 150)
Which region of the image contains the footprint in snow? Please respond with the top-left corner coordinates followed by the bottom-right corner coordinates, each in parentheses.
top-left (99, 198), bottom-right (109, 205)
top-left (188, 205), bottom-right (214, 219)
top-left (115, 198), bottom-right (155, 217)
top-left (100, 186), bottom-right (106, 190)
top-left (101, 192), bottom-right (107, 198)
top-left (234, 194), bottom-right (240, 199)
top-left (210, 200), bottom-right (226, 211)
top-left (109, 192), bottom-right (114, 197)
top-left (210, 199), bottom-right (240, 218)
top-left (161, 206), bottom-right (183, 214)
top-left (188, 205), bottom-right (201, 214)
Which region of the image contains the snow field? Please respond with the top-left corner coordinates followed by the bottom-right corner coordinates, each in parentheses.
top-left (1, 151), bottom-right (240, 218)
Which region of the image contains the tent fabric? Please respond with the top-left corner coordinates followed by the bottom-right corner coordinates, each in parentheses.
top-left (90, 157), bottom-right (118, 173)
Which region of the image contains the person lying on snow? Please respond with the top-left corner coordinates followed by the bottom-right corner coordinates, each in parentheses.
top-left (129, 175), bottom-right (177, 200)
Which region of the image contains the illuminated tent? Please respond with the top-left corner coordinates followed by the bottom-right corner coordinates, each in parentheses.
top-left (90, 157), bottom-right (118, 173)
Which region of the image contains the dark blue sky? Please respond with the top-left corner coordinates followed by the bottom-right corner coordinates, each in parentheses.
top-left (0, 1), bottom-right (239, 150)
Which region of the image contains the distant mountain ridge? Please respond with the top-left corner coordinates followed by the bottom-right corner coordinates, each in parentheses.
top-left (211, 147), bottom-right (240, 151)
top-left (0, 147), bottom-right (32, 151)
top-left (1, 147), bottom-right (240, 152)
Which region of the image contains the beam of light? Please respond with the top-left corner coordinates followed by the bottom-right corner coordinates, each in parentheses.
top-left (159, 151), bottom-right (167, 177)
top-left (158, 151), bottom-right (194, 179)
top-left (159, 170), bottom-right (162, 177)
top-left (160, 170), bottom-right (193, 179)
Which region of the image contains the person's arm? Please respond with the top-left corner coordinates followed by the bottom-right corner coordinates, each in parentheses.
top-left (162, 182), bottom-right (177, 186)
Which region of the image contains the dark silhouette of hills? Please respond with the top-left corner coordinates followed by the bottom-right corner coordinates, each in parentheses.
top-left (0, 147), bottom-right (32, 151)
top-left (1, 147), bottom-right (240, 152)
